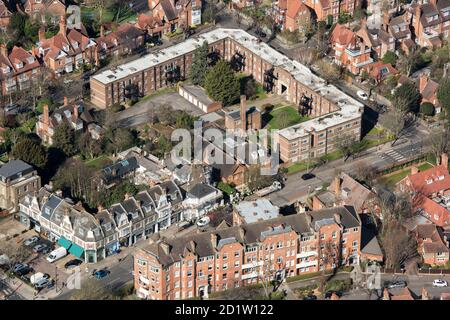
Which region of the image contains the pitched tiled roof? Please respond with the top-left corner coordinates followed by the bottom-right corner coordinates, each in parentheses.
top-left (406, 165), bottom-right (450, 196)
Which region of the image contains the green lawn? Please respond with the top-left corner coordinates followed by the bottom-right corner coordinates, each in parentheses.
top-left (84, 155), bottom-right (112, 169)
top-left (378, 162), bottom-right (434, 187)
top-left (81, 6), bottom-right (137, 26)
top-left (266, 106), bottom-right (309, 130)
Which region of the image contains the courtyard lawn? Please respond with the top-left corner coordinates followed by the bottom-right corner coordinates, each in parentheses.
top-left (265, 105), bottom-right (309, 130)
top-left (84, 155), bottom-right (112, 169)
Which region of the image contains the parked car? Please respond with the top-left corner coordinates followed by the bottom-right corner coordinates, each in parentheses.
top-left (94, 269), bottom-right (110, 279)
top-left (65, 259), bottom-right (83, 269)
top-left (35, 278), bottom-right (53, 290)
top-left (385, 280), bottom-right (407, 289)
top-left (4, 104), bottom-right (19, 113)
top-left (356, 90), bottom-right (369, 101)
top-left (46, 247), bottom-right (67, 263)
top-left (33, 244), bottom-right (48, 253)
top-left (196, 216), bottom-right (210, 227)
top-left (432, 279), bottom-right (448, 287)
top-left (24, 236), bottom-right (40, 246)
top-left (303, 294), bottom-right (317, 300)
top-left (255, 28), bottom-right (267, 38)
top-left (325, 290), bottom-right (343, 299)
top-left (12, 263), bottom-right (27, 273)
top-left (301, 173), bottom-right (315, 180)
top-left (30, 272), bottom-right (50, 285)
top-left (14, 264), bottom-right (32, 276)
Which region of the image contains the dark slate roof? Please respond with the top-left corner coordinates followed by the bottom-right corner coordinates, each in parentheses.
top-left (160, 0), bottom-right (177, 20)
top-left (101, 157), bottom-right (139, 184)
top-left (0, 160), bottom-right (34, 181)
top-left (187, 183), bottom-right (218, 198)
top-left (138, 206), bottom-right (360, 266)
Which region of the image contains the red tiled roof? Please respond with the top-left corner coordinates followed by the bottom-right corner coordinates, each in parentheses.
top-left (407, 165), bottom-right (450, 196)
top-left (286, 1), bottom-right (308, 19)
top-left (331, 24), bottom-right (356, 47)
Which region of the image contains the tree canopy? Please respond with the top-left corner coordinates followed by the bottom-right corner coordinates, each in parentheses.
top-left (189, 41), bottom-right (210, 86)
top-left (381, 51), bottom-right (398, 67)
top-left (437, 78), bottom-right (450, 117)
top-left (392, 82), bottom-right (420, 113)
top-left (53, 123), bottom-right (78, 157)
top-left (11, 137), bottom-right (48, 169)
top-left (204, 60), bottom-right (240, 106)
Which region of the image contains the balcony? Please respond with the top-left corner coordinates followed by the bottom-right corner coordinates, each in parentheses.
top-left (422, 29), bottom-right (439, 39)
top-left (296, 260), bottom-right (317, 269)
top-left (345, 47), bottom-right (371, 57)
top-left (242, 261), bottom-right (263, 269)
top-left (296, 251), bottom-right (318, 259)
top-left (138, 287), bottom-right (149, 296)
top-left (353, 58), bottom-right (374, 68)
top-left (241, 272), bottom-right (259, 280)
top-left (139, 276), bottom-right (150, 285)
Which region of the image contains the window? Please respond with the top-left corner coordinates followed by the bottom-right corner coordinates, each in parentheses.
top-left (352, 241), bottom-right (358, 248)
top-left (222, 273), bottom-right (227, 280)
top-left (277, 241), bottom-right (283, 249)
top-left (223, 263), bottom-right (228, 270)
top-left (137, 259), bottom-right (147, 266)
top-left (320, 234), bottom-right (325, 240)
top-left (234, 251), bottom-right (240, 257)
top-left (277, 257), bottom-right (283, 264)
top-left (187, 270), bottom-right (192, 277)
top-left (332, 231), bottom-right (337, 239)
top-left (188, 281), bottom-right (192, 288)
top-left (234, 261), bottom-right (240, 267)
top-left (223, 253), bottom-right (228, 260)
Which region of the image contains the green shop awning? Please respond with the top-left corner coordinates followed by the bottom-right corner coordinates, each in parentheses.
top-left (68, 243), bottom-right (84, 258)
top-left (57, 237), bottom-right (72, 250)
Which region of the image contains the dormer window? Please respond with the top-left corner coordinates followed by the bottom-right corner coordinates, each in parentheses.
top-left (438, 175), bottom-right (445, 180)
top-left (1, 66), bottom-right (10, 73)
top-left (15, 62), bottom-right (23, 69)
top-left (72, 41), bottom-right (79, 49)
top-left (63, 45), bottom-right (69, 52)
top-left (426, 179), bottom-right (433, 185)
top-left (27, 56), bottom-right (35, 64)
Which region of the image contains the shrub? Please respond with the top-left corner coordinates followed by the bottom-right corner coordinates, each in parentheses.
top-left (420, 102), bottom-right (435, 116)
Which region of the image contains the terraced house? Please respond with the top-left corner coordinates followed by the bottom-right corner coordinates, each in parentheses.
top-left (90, 28), bottom-right (363, 163)
top-left (34, 15), bottom-right (97, 76)
top-left (411, 0), bottom-right (450, 47)
top-left (0, 44), bottom-right (41, 95)
top-left (18, 181), bottom-right (184, 263)
top-left (134, 206), bottom-right (361, 300)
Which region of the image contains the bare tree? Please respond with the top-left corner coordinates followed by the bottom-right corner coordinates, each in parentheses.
top-left (316, 59), bottom-right (341, 84)
top-left (292, 48), bottom-right (316, 67)
top-left (383, 106), bottom-right (407, 146)
top-left (317, 240), bottom-right (340, 296)
top-left (0, 242), bottom-right (31, 274)
top-left (380, 220), bottom-right (418, 268)
top-left (70, 278), bottom-right (116, 300)
top-left (430, 128), bottom-right (450, 163)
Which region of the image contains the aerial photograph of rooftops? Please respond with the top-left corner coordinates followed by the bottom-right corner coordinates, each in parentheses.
top-left (0, 0), bottom-right (450, 307)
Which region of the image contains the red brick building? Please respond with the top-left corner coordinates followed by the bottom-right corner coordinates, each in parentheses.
top-left (398, 154), bottom-right (450, 228)
top-left (22, 0), bottom-right (66, 23)
top-left (302, 0), bottom-right (359, 23)
top-left (147, 0), bottom-right (202, 32)
top-left (0, 44), bottom-right (41, 95)
top-left (0, 0), bottom-right (12, 29)
top-left (96, 23), bottom-right (146, 59)
top-left (134, 206), bottom-right (361, 299)
top-left (415, 224), bottom-right (449, 266)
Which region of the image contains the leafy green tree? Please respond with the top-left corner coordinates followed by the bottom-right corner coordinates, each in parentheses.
top-left (204, 60), bottom-right (240, 106)
top-left (102, 181), bottom-right (138, 207)
top-left (53, 123), bottom-right (77, 157)
top-left (107, 128), bottom-right (136, 154)
top-left (437, 78), bottom-right (450, 117)
top-left (175, 112), bottom-right (198, 129)
top-left (11, 137), bottom-right (48, 169)
top-left (36, 97), bottom-right (55, 113)
top-left (77, 132), bottom-right (103, 159)
top-left (420, 102), bottom-right (435, 116)
top-left (189, 41), bottom-right (209, 86)
top-left (382, 51), bottom-right (398, 67)
top-left (392, 82), bottom-right (420, 113)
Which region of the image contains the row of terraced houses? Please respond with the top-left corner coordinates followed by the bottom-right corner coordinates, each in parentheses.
top-left (134, 206), bottom-right (362, 300)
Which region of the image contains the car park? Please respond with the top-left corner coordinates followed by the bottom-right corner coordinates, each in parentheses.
top-left (94, 269), bottom-right (110, 279)
top-left (65, 259), bottom-right (83, 269)
top-left (24, 236), bottom-right (40, 246)
top-left (356, 90), bottom-right (369, 101)
top-left (301, 173), bottom-right (315, 180)
top-left (35, 278), bottom-right (53, 290)
top-left (432, 279), bottom-right (448, 287)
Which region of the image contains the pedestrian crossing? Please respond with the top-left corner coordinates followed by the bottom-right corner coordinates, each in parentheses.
top-left (380, 149), bottom-right (406, 163)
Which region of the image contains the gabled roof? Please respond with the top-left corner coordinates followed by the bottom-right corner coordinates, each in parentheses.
top-left (331, 24), bottom-right (356, 47)
top-left (404, 165), bottom-right (450, 196)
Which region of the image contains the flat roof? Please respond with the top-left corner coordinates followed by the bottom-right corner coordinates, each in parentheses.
top-left (180, 84), bottom-right (214, 106)
top-left (93, 28), bottom-right (363, 137)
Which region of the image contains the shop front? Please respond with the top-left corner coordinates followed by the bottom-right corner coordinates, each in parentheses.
top-left (105, 240), bottom-right (120, 257)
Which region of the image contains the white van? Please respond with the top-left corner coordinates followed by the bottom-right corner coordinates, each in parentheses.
top-left (46, 247), bottom-right (67, 263)
top-left (30, 272), bottom-right (47, 285)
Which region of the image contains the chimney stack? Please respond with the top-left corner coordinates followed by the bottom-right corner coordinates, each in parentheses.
top-left (382, 288), bottom-right (390, 300)
top-left (240, 95), bottom-right (247, 131)
top-left (334, 213), bottom-right (341, 225)
top-left (332, 175), bottom-right (341, 196)
top-left (59, 15), bottom-right (67, 35)
top-left (63, 96), bottom-right (68, 106)
top-left (38, 26), bottom-right (46, 42)
top-left (0, 43), bottom-right (7, 57)
top-left (100, 25), bottom-right (105, 38)
top-left (411, 165), bottom-right (419, 175)
top-left (210, 233), bottom-right (217, 248)
top-left (441, 153), bottom-right (448, 168)
top-left (421, 288), bottom-right (429, 300)
top-left (43, 104), bottom-right (49, 124)
top-left (160, 241), bottom-right (170, 255)
top-left (73, 104), bottom-right (79, 119)
top-left (97, 204), bottom-right (104, 212)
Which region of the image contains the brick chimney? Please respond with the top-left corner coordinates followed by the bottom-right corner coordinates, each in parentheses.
top-left (59, 15), bottom-right (67, 35)
top-left (334, 213), bottom-right (341, 225)
top-left (43, 104), bottom-right (49, 124)
top-left (411, 165), bottom-right (419, 175)
top-left (100, 25), bottom-right (105, 38)
top-left (124, 192), bottom-right (130, 200)
top-left (73, 104), bottom-right (78, 119)
top-left (421, 287), bottom-right (429, 300)
top-left (63, 96), bottom-right (68, 106)
top-left (38, 26), bottom-right (46, 43)
top-left (240, 95), bottom-right (247, 131)
top-left (331, 175), bottom-right (341, 196)
top-left (0, 43), bottom-right (7, 57)
top-left (441, 153), bottom-right (448, 168)
top-left (97, 204), bottom-right (104, 212)
top-left (382, 288), bottom-right (390, 300)
top-left (330, 292), bottom-right (340, 300)
top-left (210, 233), bottom-right (217, 248)
top-left (160, 241), bottom-right (170, 255)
